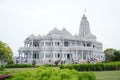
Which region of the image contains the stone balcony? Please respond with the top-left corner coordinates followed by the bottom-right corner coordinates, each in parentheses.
top-left (18, 47), bottom-right (40, 51)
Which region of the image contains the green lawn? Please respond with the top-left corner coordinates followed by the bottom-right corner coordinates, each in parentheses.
top-left (94, 70), bottom-right (120, 80)
top-left (2, 68), bottom-right (120, 80)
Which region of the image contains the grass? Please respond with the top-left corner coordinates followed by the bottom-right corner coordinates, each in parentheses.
top-left (94, 70), bottom-right (120, 80)
top-left (1, 68), bottom-right (120, 80)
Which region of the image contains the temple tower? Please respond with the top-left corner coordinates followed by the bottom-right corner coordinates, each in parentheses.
top-left (79, 14), bottom-right (91, 37)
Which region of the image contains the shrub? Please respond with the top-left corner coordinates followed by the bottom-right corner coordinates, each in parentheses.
top-left (55, 60), bottom-right (59, 65)
top-left (42, 64), bottom-right (59, 67)
top-left (0, 65), bottom-right (4, 71)
top-left (32, 60), bottom-right (36, 66)
top-left (60, 61), bottom-right (120, 71)
top-left (5, 64), bottom-right (39, 68)
top-left (4, 67), bottom-right (96, 80)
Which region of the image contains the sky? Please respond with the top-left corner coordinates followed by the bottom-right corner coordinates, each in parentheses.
top-left (0, 0), bottom-right (120, 56)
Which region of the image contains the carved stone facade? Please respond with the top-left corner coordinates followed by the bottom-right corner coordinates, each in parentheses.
top-left (18, 14), bottom-right (105, 64)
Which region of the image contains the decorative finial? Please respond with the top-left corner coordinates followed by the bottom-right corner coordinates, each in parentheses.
top-left (83, 9), bottom-right (86, 15)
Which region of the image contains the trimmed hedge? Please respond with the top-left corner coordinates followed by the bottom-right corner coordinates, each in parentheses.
top-left (5, 67), bottom-right (96, 80)
top-left (60, 62), bottom-right (120, 71)
top-left (42, 64), bottom-right (60, 67)
top-left (5, 64), bottom-right (39, 68)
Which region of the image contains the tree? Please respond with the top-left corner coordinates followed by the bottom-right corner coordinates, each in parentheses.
top-left (104, 48), bottom-right (116, 61)
top-left (114, 50), bottom-right (120, 61)
top-left (0, 41), bottom-right (13, 64)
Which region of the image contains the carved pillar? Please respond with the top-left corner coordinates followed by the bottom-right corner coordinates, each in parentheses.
top-left (19, 51), bottom-right (22, 63)
top-left (75, 50), bottom-right (77, 61)
top-left (87, 51), bottom-right (89, 59)
top-left (81, 50), bottom-right (83, 61)
top-left (31, 51), bottom-right (33, 60)
top-left (32, 39), bottom-right (33, 47)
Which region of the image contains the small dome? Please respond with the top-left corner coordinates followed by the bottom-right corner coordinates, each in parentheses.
top-left (24, 34), bottom-right (36, 42)
top-left (61, 28), bottom-right (72, 36)
top-left (37, 34), bottom-right (41, 38)
top-left (73, 34), bottom-right (78, 39)
top-left (48, 27), bottom-right (61, 35)
top-left (28, 34), bottom-right (36, 39)
top-left (35, 34), bottom-right (41, 39)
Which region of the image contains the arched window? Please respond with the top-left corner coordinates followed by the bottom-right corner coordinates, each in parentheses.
top-left (33, 42), bottom-right (39, 47)
top-left (87, 43), bottom-right (91, 47)
top-left (57, 42), bottom-right (60, 46)
top-left (58, 53), bottom-right (60, 58)
top-left (64, 41), bottom-right (69, 47)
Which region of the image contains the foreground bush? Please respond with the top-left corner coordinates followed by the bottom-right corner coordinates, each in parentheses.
top-left (60, 61), bottom-right (120, 71)
top-left (0, 65), bottom-right (4, 71)
top-left (5, 64), bottom-right (39, 68)
top-left (5, 67), bottom-right (95, 80)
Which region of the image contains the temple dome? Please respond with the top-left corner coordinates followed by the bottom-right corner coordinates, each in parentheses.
top-left (24, 34), bottom-right (36, 43)
top-left (27, 34), bottom-right (36, 39)
top-left (61, 28), bottom-right (72, 36)
top-left (48, 27), bottom-right (61, 35)
top-left (36, 34), bottom-right (42, 39)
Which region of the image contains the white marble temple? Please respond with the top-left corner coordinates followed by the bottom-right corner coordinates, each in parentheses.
top-left (18, 14), bottom-right (105, 64)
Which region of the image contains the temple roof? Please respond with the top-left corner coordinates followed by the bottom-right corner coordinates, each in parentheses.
top-left (84, 34), bottom-right (96, 39)
top-left (48, 27), bottom-right (61, 35)
top-left (23, 13), bottom-right (98, 42)
top-left (61, 28), bottom-right (72, 36)
top-left (48, 27), bottom-right (72, 36)
top-left (37, 34), bottom-right (41, 38)
top-left (27, 34), bottom-right (36, 39)
top-left (24, 34), bottom-right (35, 43)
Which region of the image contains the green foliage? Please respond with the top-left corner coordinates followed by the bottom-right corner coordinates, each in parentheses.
top-left (5, 64), bottom-right (39, 68)
top-left (0, 41), bottom-right (13, 64)
top-left (114, 50), bottom-right (120, 61)
top-left (55, 60), bottom-right (59, 65)
top-left (3, 67), bottom-right (96, 80)
top-left (0, 65), bottom-right (5, 71)
top-left (104, 48), bottom-right (116, 61)
top-left (42, 64), bottom-right (60, 67)
top-left (104, 48), bottom-right (120, 61)
top-left (60, 61), bottom-right (120, 71)
top-left (0, 65), bottom-right (4, 71)
top-left (32, 60), bottom-right (36, 66)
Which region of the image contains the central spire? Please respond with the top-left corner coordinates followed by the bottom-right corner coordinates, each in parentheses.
top-left (79, 11), bottom-right (91, 37)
